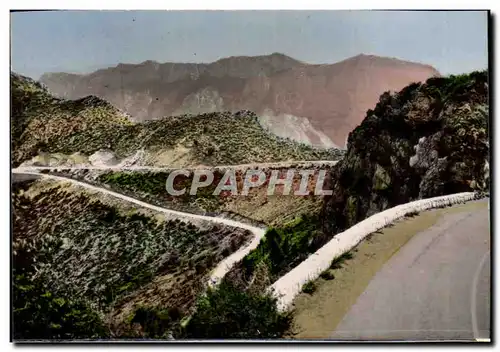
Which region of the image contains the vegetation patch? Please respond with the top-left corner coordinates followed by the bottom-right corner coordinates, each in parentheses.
top-left (13, 240), bottom-right (108, 340)
top-left (301, 281), bottom-right (317, 295)
top-left (12, 180), bottom-right (250, 339)
top-left (330, 251), bottom-right (354, 270)
top-left (183, 281), bottom-right (291, 339)
top-left (225, 213), bottom-right (333, 289)
top-left (97, 170), bottom-right (224, 213)
top-left (57, 166), bottom-right (331, 228)
top-left (319, 270), bottom-right (335, 281)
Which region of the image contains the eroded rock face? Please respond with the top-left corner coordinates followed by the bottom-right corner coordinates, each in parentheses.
top-left (11, 70), bottom-right (344, 168)
top-left (322, 71), bottom-right (489, 235)
top-left (258, 111), bottom-right (339, 149)
top-left (89, 149), bottom-right (119, 167)
top-left (173, 87), bottom-right (225, 115)
top-left (19, 152), bottom-right (91, 168)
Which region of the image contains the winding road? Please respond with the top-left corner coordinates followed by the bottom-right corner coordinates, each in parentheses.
top-left (12, 169), bottom-right (267, 286)
top-left (12, 160), bottom-right (339, 283)
top-left (331, 200), bottom-right (491, 341)
top-left (17, 160), bottom-right (339, 172)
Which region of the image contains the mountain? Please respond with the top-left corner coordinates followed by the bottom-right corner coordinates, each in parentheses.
top-left (39, 53), bottom-right (440, 148)
top-left (321, 70), bottom-right (489, 234)
top-left (11, 72), bottom-right (342, 167)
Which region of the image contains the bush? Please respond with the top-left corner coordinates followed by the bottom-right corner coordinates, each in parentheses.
top-left (13, 277), bottom-right (107, 340)
top-left (319, 270), bottom-right (335, 280)
top-left (301, 280), bottom-right (316, 294)
top-left (13, 244), bottom-right (107, 340)
top-left (242, 214), bottom-right (326, 282)
top-left (329, 251), bottom-right (354, 270)
top-left (129, 306), bottom-right (182, 339)
top-left (183, 281), bottom-right (291, 339)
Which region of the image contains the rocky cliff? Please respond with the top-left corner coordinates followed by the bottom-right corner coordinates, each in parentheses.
top-left (40, 53), bottom-right (440, 148)
top-left (321, 70), bottom-right (489, 234)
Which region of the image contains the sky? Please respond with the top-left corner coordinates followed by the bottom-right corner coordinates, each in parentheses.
top-left (11, 10), bottom-right (489, 79)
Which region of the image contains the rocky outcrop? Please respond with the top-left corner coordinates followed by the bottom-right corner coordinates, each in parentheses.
top-left (258, 111), bottom-right (339, 149)
top-left (88, 149), bottom-right (119, 167)
top-left (321, 71), bottom-right (489, 234)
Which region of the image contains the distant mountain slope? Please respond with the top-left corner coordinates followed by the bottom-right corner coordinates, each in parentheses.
top-left (40, 53), bottom-right (440, 147)
top-left (11, 73), bottom-right (342, 167)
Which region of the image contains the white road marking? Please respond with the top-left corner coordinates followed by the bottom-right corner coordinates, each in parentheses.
top-left (476, 338), bottom-right (490, 342)
top-left (471, 251), bottom-right (490, 339)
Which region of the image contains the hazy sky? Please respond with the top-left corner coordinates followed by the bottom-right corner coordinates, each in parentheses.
top-left (11, 10), bottom-right (488, 79)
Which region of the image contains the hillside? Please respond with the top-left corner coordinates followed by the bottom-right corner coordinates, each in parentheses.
top-left (51, 163), bottom-right (336, 229)
top-left (11, 73), bottom-right (343, 167)
top-left (40, 53), bottom-right (440, 147)
top-left (321, 70), bottom-right (489, 234)
top-left (12, 178), bottom-right (252, 339)
top-left (11, 72), bottom-right (133, 167)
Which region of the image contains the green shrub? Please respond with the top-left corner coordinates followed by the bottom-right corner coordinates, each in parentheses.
top-left (241, 214), bottom-right (326, 282)
top-left (319, 270), bottom-right (335, 280)
top-left (129, 306), bottom-right (182, 339)
top-left (183, 281), bottom-right (291, 339)
top-left (330, 251), bottom-right (354, 270)
top-left (13, 276), bottom-right (107, 340)
top-left (302, 280), bottom-right (316, 294)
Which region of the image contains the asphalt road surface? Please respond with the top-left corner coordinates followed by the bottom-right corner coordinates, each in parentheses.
top-left (331, 200), bottom-right (490, 341)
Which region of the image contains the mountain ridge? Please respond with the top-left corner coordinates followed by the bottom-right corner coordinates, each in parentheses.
top-left (39, 53), bottom-right (440, 147)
